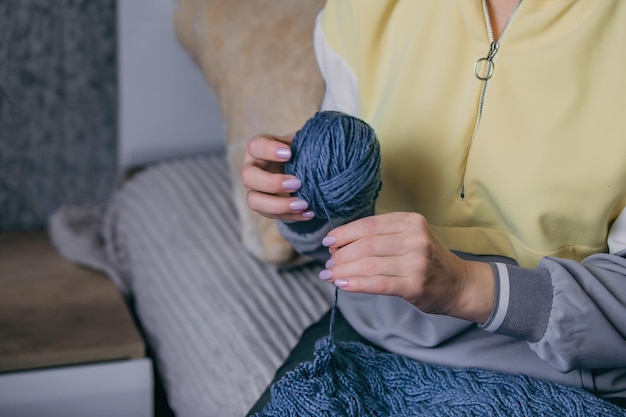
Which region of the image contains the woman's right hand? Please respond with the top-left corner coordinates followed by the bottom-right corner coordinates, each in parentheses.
top-left (241, 133), bottom-right (315, 221)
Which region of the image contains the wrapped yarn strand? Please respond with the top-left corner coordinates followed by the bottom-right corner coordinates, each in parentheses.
top-left (284, 111), bottom-right (383, 224)
top-left (284, 110), bottom-right (382, 341)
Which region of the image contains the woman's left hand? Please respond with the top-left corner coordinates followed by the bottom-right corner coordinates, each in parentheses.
top-left (320, 212), bottom-right (494, 323)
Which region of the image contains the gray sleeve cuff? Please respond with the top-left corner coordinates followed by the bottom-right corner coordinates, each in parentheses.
top-left (276, 218), bottom-right (334, 262)
top-left (480, 262), bottom-right (553, 342)
top-left (276, 204), bottom-right (376, 262)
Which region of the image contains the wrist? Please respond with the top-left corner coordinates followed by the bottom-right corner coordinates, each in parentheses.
top-left (454, 260), bottom-right (495, 323)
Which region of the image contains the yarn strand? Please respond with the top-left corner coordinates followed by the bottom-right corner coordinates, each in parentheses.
top-left (284, 111), bottom-right (382, 221)
top-left (327, 288), bottom-right (339, 344)
top-left (284, 110), bottom-right (383, 350)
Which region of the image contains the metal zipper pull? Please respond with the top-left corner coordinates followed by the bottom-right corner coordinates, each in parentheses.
top-left (474, 41), bottom-right (499, 80)
top-left (460, 0), bottom-right (524, 200)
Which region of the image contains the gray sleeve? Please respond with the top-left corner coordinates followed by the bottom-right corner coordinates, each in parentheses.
top-left (276, 217), bottom-right (334, 262)
top-left (482, 251), bottom-right (626, 373)
top-left (276, 205), bottom-right (376, 263)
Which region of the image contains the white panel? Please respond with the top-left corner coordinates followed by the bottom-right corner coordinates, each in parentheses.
top-left (118, 0), bottom-right (225, 171)
top-left (0, 359), bottom-right (153, 417)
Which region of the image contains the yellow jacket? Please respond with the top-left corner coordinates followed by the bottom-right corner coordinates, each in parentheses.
top-left (271, 0), bottom-right (626, 397)
top-left (318, 0), bottom-right (626, 268)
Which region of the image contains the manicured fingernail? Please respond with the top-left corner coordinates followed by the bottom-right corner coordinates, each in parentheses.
top-left (289, 199), bottom-right (308, 211)
top-left (325, 258), bottom-right (334, 268)
top-left (335, 279), bottom-right (348, 288)
top-left (319, 269), bottom-right (333, 281)
top-left (302, 210), bottom-right (315, 219)
top-left (322, 236), bottom-right (336, 247)
top-left (282, 178), bottom-right (302, 191)
top-left (276, 148), bottom-right (291, 159)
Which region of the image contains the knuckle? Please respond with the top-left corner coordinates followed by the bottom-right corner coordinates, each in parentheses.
top-left (408, 212), bottom-right (427, 228)
top-left (405, 234), bottom-right (421, 250)
top-left (246, 135), bottom-right (261, 155)
top-left (406, 233), bottom-right (431, 255)
top-left (417, 238), bottom-right (432, 255)
top-left (360, 216), bottom-right (378, 235)
top-left (361, 259), bottom-right (378, 276)
top-left (359, 239), bottom-right (376, 257)
top-left (241, 169), bottom-right (253, 187)
top-left (246, 190), bottom-right (260, 210)
top-left (374, 278), bottom-right (392, 295)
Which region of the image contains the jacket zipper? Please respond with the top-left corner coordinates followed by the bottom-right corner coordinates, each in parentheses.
top-left (460, 0), bottom-right (523, 200)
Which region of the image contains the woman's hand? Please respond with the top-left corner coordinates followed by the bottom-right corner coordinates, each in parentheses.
top-left (241, 133), bottom-right (316, 221)
top-left (319, 212), bottom-right (494, 323)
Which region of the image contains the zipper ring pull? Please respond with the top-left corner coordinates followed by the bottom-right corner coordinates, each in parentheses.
top-left (474, 41), bottom-right (499, 81)
top-left (474, 57), bottom-right (495, 80)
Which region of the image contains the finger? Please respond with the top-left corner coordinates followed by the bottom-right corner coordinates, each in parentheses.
top-left (326, 256), bottom-right (405, 281)
top-left (246, 133), bottom-right (295, 163)
top-left (329, 234), bottom-right (405, 264)
top-left (247, 190), bottom-right (315, 221)
top-left (319, 256), bottom-right (404, 289)
top-left (241, 164), bottom-right (302, 195)
top-left (325, 213), bottom-right (428, 249)
top-left (333, 274), bottom-right (407, 297)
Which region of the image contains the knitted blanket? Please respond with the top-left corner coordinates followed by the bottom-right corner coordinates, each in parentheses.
top-left (255, 335), bottom-right (626, 417)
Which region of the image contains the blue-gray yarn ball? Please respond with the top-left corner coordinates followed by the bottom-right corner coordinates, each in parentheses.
top-left (284, 111), bottom-right (382, 220)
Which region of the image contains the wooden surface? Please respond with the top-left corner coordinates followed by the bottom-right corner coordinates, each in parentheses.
top-left (0, 231), bottom-right (145, 373)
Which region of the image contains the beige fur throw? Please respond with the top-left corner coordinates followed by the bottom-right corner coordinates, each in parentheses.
top-left (174, 0), bottom-right (325, 264)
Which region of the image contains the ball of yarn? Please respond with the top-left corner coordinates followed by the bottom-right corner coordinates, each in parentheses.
top-left (284, 111), bottom-right (382, 220)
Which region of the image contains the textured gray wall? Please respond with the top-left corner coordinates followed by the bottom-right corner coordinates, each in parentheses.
top-left (0, 0), bottom-right (117, 231)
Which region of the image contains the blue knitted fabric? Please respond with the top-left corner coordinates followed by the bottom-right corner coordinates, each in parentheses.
top-left (260, 111), bottom-right (626, 417)
top-left (255, 335), bottom-right (626, 417)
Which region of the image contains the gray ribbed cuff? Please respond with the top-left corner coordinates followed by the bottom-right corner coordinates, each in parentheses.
top-left (481, 263), bottom-right (553, 342)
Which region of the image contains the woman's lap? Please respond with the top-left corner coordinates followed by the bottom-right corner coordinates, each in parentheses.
top-left (247, 307), bottom-right (626, 415)
top-left (246, 307), bottom-right (383, 415)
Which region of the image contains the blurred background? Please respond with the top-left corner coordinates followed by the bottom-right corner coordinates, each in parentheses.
top-left (0, 0), bottom-right (118, 232)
